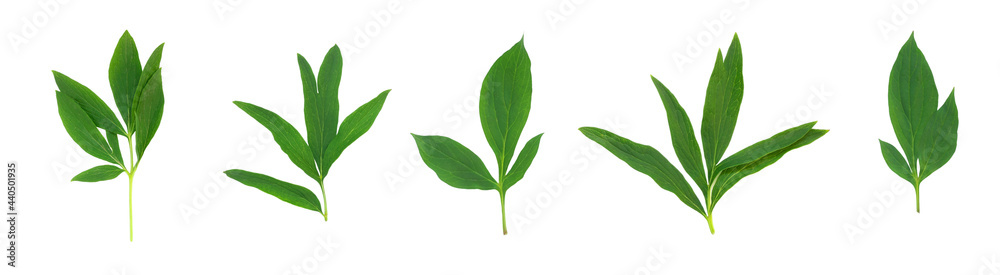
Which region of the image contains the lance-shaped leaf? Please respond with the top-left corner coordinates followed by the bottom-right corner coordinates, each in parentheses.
top-left (579, 127), bottom-right (706, 215)
top-left (480, 37), bottom-right (532, 176)
top-left (52, 71), bottom-right (126, 135)
top-left (712, 121), bottom-right (816, 179)
top-left (324, 89), bottom-right (391, 174)
top-left (888, 33), bottom-right (939, 169)
top-left (300, 54), bottom-right (333, 177)
top-left (133, 70), bottom-right (164, 162)
top-left (917, 89), bottom-right (958, 179)
top-left (701, 34), bottom-right (744, 174)
top-left (502, 133), bottom-right (543, 191)
top-left (710, 129), bottom-right (827, 212)
top-left (652, 75), bottom-right (707, 196)
top-left (308, 46), bottom-right (343, 176)
top-left (233, 101), bottom-right (319, 181)
top-left (224, 169), bottom-right (323, 213)
top-left (109, 30), bottom-right (142, 127)
top-left (412, 134), bottom-right (497, 190)
top-left (879, 140), bottom-right (914, 184)
top-left (130, 43), bottom-right (164, 131)
top-left (72, 165), bottom-right (124, 182)
top-left (55, 91), bottom-right (119, 165)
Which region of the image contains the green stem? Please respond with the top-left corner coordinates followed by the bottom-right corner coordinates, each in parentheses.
top-left (706, 214), bottom-right (715, 235)
top-left (126, 135), bottom-right (135, 242)
top-left (500, 191), bottom-right (507, 235)
top-left (319, 181), bottom-right (329, 221)
top-left (915, 184), bottom-right (921, 213)
top-left (128, 172), bottom-right (133, 242)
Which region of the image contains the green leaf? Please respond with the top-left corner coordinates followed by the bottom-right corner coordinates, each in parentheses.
top-left (917, 89), bottom-right (958, 179)
top-left (411, 134), bottom-right (497, 190)
top-left (299, 54), bottom-right (327, 174)
top-left (480, 37), bottom-right (532, 177)
top-left (233, 101), bottom-right (319, 181)
top-left (109, 30), bottom-right (142, 127)
top-left (888, 33), bottom-right (939, 169)
top-left (133, 70), bottom-right (164, 162)
top-left (651, 75), bottom-right (708, 196)
top-left (579, 127), bottom-right (706, 215)
top-left (130, 43), bottom-right (164, 131)
top-left (52, 71), bottom-right (126, 135)
top-left (323, 89), bottom-right (391, 174)
top-left (55, 91), bottom-right (119, 165)
top-left (713, 121), bottom-right (816, 179)
top-left (309, 46), bottom-right (343, 176)
top-left (503, 133), bottom-right (543, 191)
top-left (879, 140), bottom-right (914, 184)
top-left (710, 129), bottom-right (827, 211)
top-left (106, 130), bottom-right (123, 164)
top-left (701, 34), bottom-right (744, 174)
top-left (224, 169), bottom-right (323, 213)
top-left (71, 165), bottom-right (124, 182)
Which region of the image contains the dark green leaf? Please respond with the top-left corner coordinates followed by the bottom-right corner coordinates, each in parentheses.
top-left (55, 91), bottom-right (118, 165)
top-left (299, 54), bottom-right (327, 174)
top-left (701, 35), bottom-right (744, 174)
top-left (71, 165), bottom-right (124, 182)
top-left (52, 71), bottom-right (126, 135)
top-left (503, 133), bottom-right (542, 191)
top-left (130, 43), bottom-right (164, 131)
top-left (133, 70), bottom-right (164, 162)
top-left (480, 37), bottom-right (532, 176)
top-left (652, 75), bottom-right (708, 196)
top-left (323, 89), bottom-right (390, 173)
top-left (310, 46), bottom-right (343, 176)
top-left (233, 101), bottom-right (319, 181)
top-left (136, 43), bottom-right (164, 93)
top-left (411, 134), bottom-right (497, 190)
top-left (579, 127), bottom-right (706, 215)
top-left (713, 121), bottom-right (816, 179)
top-left (224, 169), bottom-right (323, 213)
top-left (879, 140), bottom-right (914, 184)
top-left (109, 30), bottom-right (142, 127)
top-left (710, 129), bottom-right (827, 212)
top-left (888, 33), bottom-right (938, 169)
top-left (917, 89), bottom-right (958, 179)
top-left (106, 130), bottom-right (122, 164)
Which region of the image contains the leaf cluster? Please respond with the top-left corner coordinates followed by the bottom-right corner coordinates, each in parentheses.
top-left (225, 45), bottom-right (390, 220)
top-left (579, 34), bottom-right (827, 233)
top-left (412, 37), bottom-right (542, 235)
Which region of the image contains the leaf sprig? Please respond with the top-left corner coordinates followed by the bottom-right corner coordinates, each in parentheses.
top-left (412, 37), bottom-right (542, 235)
top-left (579, 34), bottom-right (827, 234)
top-left (225, 45), bottom-right (390, 221)
top-left (53, 30), bottom-right (165, 242)
top-left (879, 33), bottom-right (958, 213)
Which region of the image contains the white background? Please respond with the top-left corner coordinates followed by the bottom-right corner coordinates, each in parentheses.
top-left (2, 0), bottom-right (999, 274)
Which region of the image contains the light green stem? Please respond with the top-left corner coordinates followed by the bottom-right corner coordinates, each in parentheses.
top-left (319, 181), bottom-right (329, 221)
top-left (126, 135), bottom-right (135, 242)
top-left (915, 185), bottom-right (921, 213)
top-left (500, 191), bottom-right (507, 235)
top-left (706, 214), bottom-right (715, 234)
top-left (128, 172), bottom-right (133, 242)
